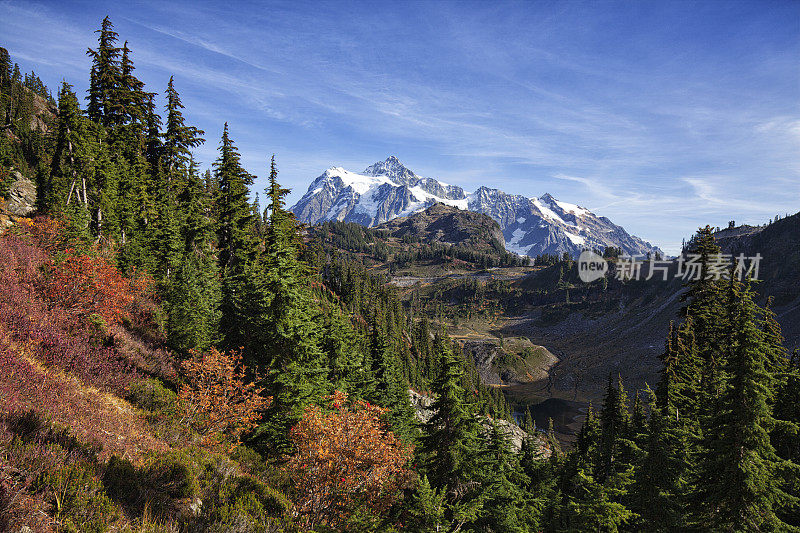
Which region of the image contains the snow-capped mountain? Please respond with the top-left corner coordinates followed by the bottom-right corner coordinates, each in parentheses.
top-left (290, 156), bottom-right (661, 258)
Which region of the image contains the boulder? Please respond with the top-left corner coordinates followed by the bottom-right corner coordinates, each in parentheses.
top-left (5, 171), bottom-right (37, 216)
top-left (408, 388), bottom-right (550, 457)
top-left (1, 170), bottom-right (37, 232)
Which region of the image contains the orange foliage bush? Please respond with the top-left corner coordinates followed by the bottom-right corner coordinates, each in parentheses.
top-left (178, 348), bottom-right (270, 449)
top-left (20, 216), bottom-right (64, 251)
top-left (42, 251), bottom-right (150, 326)
top-left (285, 391), bottom-right (413, 530)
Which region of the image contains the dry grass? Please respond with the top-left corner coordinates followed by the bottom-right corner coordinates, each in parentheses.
top-left (0, 330), bottom-right (168, 461)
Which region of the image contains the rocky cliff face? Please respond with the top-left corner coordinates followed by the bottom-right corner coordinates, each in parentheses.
top-left (408, 389), bottom-right (550, 456)
top-left (291, 157), bottom-right (662, 258)
top-left (0, 170), bottom-right (36, 231)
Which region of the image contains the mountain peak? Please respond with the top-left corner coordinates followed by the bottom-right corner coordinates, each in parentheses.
top-left (291, 161), bottom-right (663, 259)
top-left (363, 156), bottom-right (416, 180)
top-left (539, 192), bottom-right (556, 203)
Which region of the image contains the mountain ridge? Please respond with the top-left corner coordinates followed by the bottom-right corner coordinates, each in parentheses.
top-left (291, 156), bottom-right (663, 259)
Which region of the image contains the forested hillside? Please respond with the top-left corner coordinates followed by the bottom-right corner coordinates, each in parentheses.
top-left (1, 17), bottom-right (799, 533)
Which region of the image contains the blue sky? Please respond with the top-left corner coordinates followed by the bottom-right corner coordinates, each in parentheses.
top-left (1, 0), bottom-right (798, 254)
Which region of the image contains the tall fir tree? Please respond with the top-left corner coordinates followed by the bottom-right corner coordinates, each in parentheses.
top-left (214, 123), bottom-right (255, 274)
top-left (560, 402), bottom-right (635, 532)
top-left (162, 76), bottom-right (204, 190)
top-left (49, 82), bottom-right (85, 210)
top-left (417, 334), bottom-right (485, 531)
top-left (213, 124), bottom-right (257, 348)
top-left (247, 157), bottom-right (329, 455)
top-left (366, 310), bottom-right (417, 441)
top-left (153, 77), bottom-right (204, 281)
top-left (166, 158), bottom-right (221, 352)
top-left (630, 386), bottom-right (689, 532)
top-left (681, 226), bottom-right (727, 405)
top-left (86, 16), bottom-right (122, 127)
top-left (773, 349), bottom-right (800, 526)
top-left (691, 281), bottom-right (796, 530)
top-left (475, 422), bottom-right (531, 532)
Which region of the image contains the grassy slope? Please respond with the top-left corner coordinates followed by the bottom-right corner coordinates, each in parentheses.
top-left (0, 225), bottom-right (289, 531)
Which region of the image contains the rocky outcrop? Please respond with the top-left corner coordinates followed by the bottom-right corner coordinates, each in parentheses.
top-left (408, 389), bottom-right (550, 457)
top-left (378, 203), bottom-right (505, 250)
top-left (462, 341), bottom-right (505, 386)
top-left (0, 170), bottom-right (36, 231)
top-left (462, 340), bottom-right (558, 386)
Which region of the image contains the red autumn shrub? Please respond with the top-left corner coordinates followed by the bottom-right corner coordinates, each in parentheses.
top-left (285, 391), bottom-right (413, 530)
top-left (20, 216), bottom-right (64, 252)
top-left (0, 235), bottom-right (140, 393)
top-left (43, 251), bottom-right (138, 326)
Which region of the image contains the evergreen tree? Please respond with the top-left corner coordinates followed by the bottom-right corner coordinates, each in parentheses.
top-left (522, 405), bottom-right (536, 435)
top-left (366, 310), bottom-right (417, 441)
top-left (214, 123), bottom-right (255, 273)
top-left (407, 475), bottom-right (447, 533)
top-left (0, 49), bottom-right (11, 135)
top-left (162, 76), bottom-right (204, 190)
top-left (598, 375), bottom-right (634, 484)
top-left (166, 158), bottom-right (221, 352)
top-left (773, 349), bottom-right (800, 526)
top-left (418, 335), bottom-right (485, 531)
top-left (762, 296), bottom-right (789, 395)
top-left (214, 124), bottom-right (257, 349)
top-left (630, 386), bottom-right (688, 531)
top-left (247, 158), bottom-right (329, 455)
top-left (475, 422), bottom-right (530, 532)
top-left (117, 41), bottom-right (147, 126)
top-left (151, 78), bottom-right (204, 280)
top-left (321, 301), bottom-right (366, 397)
top-left (144, 92), bottom-right (162, 173)
top-left (567, 468), bottom-right (635, 533)
top-left (86, 16), bottom-right (122, 127)
top-left (691, 282), bottom-right (796, 530)
top-left (0, 47), bottom-right (11, 90)
top-left (520, 433), bottom-right (554, 531)
top-left (565, 402), bottom-right (635, 532)
top-left (167, 247), bottom-right (221, 352)
top-left (49, 82), bottom-right (85, 210)
top-left (681, 226), bottom-right (727, 403)
top-left (251, 192), bottom-right (264, 238)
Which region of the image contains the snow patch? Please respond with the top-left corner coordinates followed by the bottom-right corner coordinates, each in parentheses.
top-left (505, 228), bottom-right (532, 256)
top-left (509, 228), bottom-right (526, 246)
top-left (533, 198), bottom-right (567, 225)
top-left (565, 232), bottom-right (586, 246)
top-left (324, 167), bottom-right (394, 196)
top-left (554, 200), bottom-right (590, 217)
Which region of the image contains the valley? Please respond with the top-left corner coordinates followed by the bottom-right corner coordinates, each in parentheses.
top-left (305, 203), bottom-right (800, 443)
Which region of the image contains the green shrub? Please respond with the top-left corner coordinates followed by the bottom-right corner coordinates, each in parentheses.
top-left (205, 475), bottom-right (292, 532)
top-left (104, 450), bottom-right (200, 520)
top-left (103, 456), bottom-right (140, 510)
top-left (127, 378), bottom-right (177, 412)
top-left (37, 462), bottom-right (122, 533)
top-left (86, 313), bottom-right (117, 347)
top-left (145, 451), bottom-right (200, 500)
